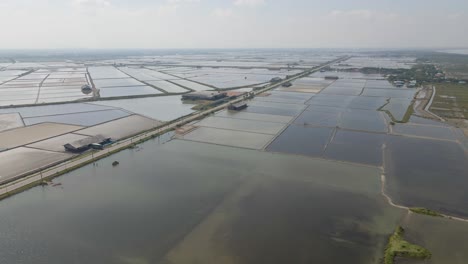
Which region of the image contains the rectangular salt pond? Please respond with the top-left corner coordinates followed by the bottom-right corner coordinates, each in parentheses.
top-left (0, 103), bottom-right (115, 118)
top-left (0, 99), bottom-right (36, 106)
top-left (306, 94), bottom-right (356, 108)
top-left (36, 96), bottom-right (91, 104)
top-left (324, 129), bottom-right (386, 166)
top-left (195, 116), bottom-right (286, 135)
top-left (294, 110), bottom-right (341, 127)
top-left (266, 125), bottom-right (334, 157)
top-left (270, 91), bottom-right (315, 100)
top-left (276, 86), bottom-right (324, 93)
top-left (182, 126), bottom-right (274, 149)
top-left (348, 96), bottom-right (389, 110)
top-left (40, 87), bottom-right (84, 93)
top-left (244, 105), bottom-right (304, 117)
top-left (215, 110), bottom-right (293, 124)
top-left (99, 86), bottom-right (162, 97)
top-left (365, 80), bottom-right (395, 89)
top-left (408, 116), bottom-right (450, 126)
top-left (39, 92), bottom-right (90, 99)
top-left (23, 109), bottom-right (131, 127)
top-left (362, 88), bottom-right (416, 98)
top-left (320, 86), bottom-right (364, 96)
top-left (27, 133), bottom-right (91, 152)
top-left (88, 66), bottom-right (129, 79)
top-left (384, 136), bottom-right (468, 217)
top-left (250, 100), bottom-right (306, 111)
top-left (253, 96), bottom-right (308, 104)
top-left (339, 109), bottom-right (388, 133)
top-left (0, 94), bottom-right (37, 101)
top-left (116, 67), bottom-right (162, 81)
top-left (0, 123), bottom-right (83, 149)
top-left (147, 81), bottom-right (189, 93)
top-left (90, 96), bottom-right (194, 121)
top-left (75, 115), bottom-right (161, 140)
top-left (132, 68), bottom-right (177, 80)
top-left (0, 113), bottom-right (24, 132)
top-left (306, 105), bottom-right (344, 114)
top-left (93, 78), bottom-right (145, 88)
top-left (0, 87), bottom-right (38, 93)
top-left (171, 79), bottom-right (212, 91)
top-left (391, 123), bottom-right (458, 141)
top-left (332, 80), bottom-right (366, 87)
top-left (0, 147), bottom-right (71, 183)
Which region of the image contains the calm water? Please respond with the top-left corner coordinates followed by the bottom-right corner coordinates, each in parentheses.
top-left (401, 213), bottom-right (468, 264)
top-left (90, 96), bottom-right (194, 121)
top-left (266, 125), bottom-right (334, 156)
top-left (384, 136), bottom-right (468, 217)
top-left (0, 138), bottom-right (402, 264)
top-left (324, 129), bottom-right (386, 166)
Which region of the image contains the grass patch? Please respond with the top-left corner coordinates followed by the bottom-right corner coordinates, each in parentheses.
top-left (410, 207), bottom-right (443, 217)
top-left (431, 83), bottom-right (468, 119)
top-left (384, 226), bottom-right (431, 264)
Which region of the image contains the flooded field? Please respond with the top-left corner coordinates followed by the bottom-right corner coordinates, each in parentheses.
top-left (0, 139), bottom-right (403, 264)
top-left (391, 123), bottom-right (458, 141)
top-left (0, 113), bottom-right (24, 132)
top-left (399, 213), bottom-right (468, 264)
top-left (0, 147), bottom-right (71, 183)
top-left (1, 51), bottom-right (467, 264)
top-left (267, 125), bottom-right (334, 156)
top-left (384, 136), bottom-right (468, 217)
top-left (0, 123), bottom-right (83, 149)
top-left (23, 109), bottom-right (130, 127)
top-left (0, 68), bottom-right (92, 106)
top-left (75, 115), bottom-right (161, 140)
top-left (99, 85), bottom-right (162, 97)
top-left (146, 80), bottom-right (189, 93)
top-left (182, 126), bottom-right (274, 150)
top-left (215, 110), bottom-right (293, 124)
top-left (195, 116), bottom-right (286, 135)
top-left (90, 96), bottom-right (194, 121)
top-left (324, 130), bottom-right (386, 166)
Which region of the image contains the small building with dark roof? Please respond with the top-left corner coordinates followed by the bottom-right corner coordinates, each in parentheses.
top-left (64, 135), bottom-right (110, 153)
top-left (182, 91), bottom-right (227, 101)
top-left (228, 102), bottom-right (248, 111)
top-left (270, 77), bottom-right (283, 83)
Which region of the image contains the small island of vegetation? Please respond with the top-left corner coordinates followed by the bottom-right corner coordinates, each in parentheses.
top-left (384, 226), bottom-right (432, 264)
top-left (410, 207), bottom-right (443, 217)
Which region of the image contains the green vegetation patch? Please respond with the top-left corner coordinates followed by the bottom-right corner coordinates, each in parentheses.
top-left (431, 83), bottom-right (468, 119)
top-left (410, 207), bottom-right (443, 217)
top-left (384, 226), bottom-right (432, 264)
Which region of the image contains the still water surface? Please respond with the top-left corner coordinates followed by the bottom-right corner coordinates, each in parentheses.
top-left (0, 138), bottom-right (401, 264)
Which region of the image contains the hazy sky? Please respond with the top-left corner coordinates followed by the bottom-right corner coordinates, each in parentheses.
top-left (0, 0), bottom-right (467, 49)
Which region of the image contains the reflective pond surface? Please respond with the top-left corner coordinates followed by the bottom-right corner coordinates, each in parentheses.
top-left (0, 139), bottom-right (403, 264)
top-left (384, 136), bottom-right (468, 217)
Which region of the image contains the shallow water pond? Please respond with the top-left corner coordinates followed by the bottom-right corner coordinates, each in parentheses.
top-left (384, 136), bottom-right (468, 217)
